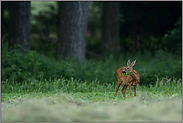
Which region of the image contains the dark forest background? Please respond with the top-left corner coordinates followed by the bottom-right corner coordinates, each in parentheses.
top-left (1, 1), bottom-right (182, 87)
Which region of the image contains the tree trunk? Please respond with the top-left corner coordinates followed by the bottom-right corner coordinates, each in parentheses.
top-left (102, 2), bottom-right (120, 54)
top-left (131, 2), bottom-right (142, 52)
top-left (57, 1), bottom-right (89, 64)
top-left (9, 1), bottom-right (30, 52)
top-left (2, 2), bottom-right (5, 37)
top-left (2, 2), bottom-right (11, 46)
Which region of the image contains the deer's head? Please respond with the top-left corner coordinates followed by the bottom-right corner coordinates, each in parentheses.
top-left (122, 59), bottom-right (136, 74)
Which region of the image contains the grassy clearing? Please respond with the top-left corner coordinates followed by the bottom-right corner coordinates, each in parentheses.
top-left (1, 77), bottom-right (182, 122)
top-left (1, 91), bottom-right (182, 122)
top-left (1, 48), bottom-right (182, 122)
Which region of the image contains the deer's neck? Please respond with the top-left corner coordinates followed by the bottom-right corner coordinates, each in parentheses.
top-left (130, 71), bottom-right (139, 81)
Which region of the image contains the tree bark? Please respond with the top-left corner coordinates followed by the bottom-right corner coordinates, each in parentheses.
top-left (57, 1), bottom-right (89, 64)
top-left (131, 2), bottom-right (142, 52)
top-left (102, 2), bottom-right (120, 54)
top-left (9, 1), bottom-right (30, 52)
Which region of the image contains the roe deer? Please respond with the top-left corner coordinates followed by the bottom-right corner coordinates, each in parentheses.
top-left (115, 59), bottom-right (140, 98)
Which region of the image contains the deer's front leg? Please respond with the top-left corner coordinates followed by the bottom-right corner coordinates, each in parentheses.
top-left (122, 85), bottom-right (128, 98)
top-left (115, 80), bottom-right (122, 97)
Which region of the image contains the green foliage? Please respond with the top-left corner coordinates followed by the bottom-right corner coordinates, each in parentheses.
top-left (124, 72), bottom-right (131, 76)
top-left (162, 17), bottom-right (181, 56)
top-left (2, 49), bottom-right (62, 83)
top-left (1, 47), bottom-right (182, 87)
top-left (137, 50), bottom-right (182, 86)
top-left (31, 1), bottom-right (58, 57)
top-left (31, 37), bottom-right (56, 58)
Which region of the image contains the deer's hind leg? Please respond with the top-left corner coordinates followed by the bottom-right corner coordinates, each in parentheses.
top-left (133, 85), bottom-right (137, 96)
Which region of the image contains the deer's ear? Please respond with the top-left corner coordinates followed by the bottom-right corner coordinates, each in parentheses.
top-left (131, 60), bottom-right (136, 66)
top-left (127, 59), bottom-right (131, 65)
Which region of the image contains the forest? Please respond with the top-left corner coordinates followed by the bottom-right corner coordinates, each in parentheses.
top-left (1, 1), bottom-right (182, 122)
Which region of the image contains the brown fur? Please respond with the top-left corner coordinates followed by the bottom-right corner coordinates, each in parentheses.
top-left (115, 60), bottom-right (140, 98)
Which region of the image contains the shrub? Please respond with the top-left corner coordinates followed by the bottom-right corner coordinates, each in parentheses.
top-left (162, 17), bottom-right (181, 56)
top-left (1, 49), bottom-right (63, 83)
top-left (1, 48), bottom-right (181, 87)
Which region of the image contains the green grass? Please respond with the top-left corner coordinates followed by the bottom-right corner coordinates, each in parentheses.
top-left (2, 76), bottom-right (181, 97)
top-left (1, 47), bottom-right (182, 122)
top-left (1, 77), bottom-right (182, 122)
top-left (1, 77), bottom-right (115, 94)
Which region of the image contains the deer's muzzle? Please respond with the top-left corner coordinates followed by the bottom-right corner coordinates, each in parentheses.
top-left (122, 70), bottom-right (126, 73)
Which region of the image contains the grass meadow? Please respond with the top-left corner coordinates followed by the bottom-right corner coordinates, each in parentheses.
top-left (1, 76), bottom-right (182, 122)
top-left (1, 46), bottom-right (182, 122)
top-left (1, 1), bottom-right (182, 122)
